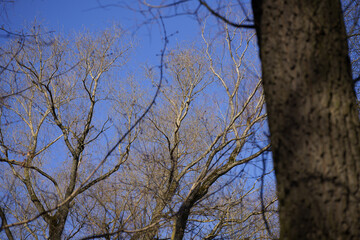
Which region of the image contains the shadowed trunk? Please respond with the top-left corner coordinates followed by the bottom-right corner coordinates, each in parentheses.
top-left (49, 206), bottom-right (69, 240)
top-left (171, 184), bottom-right (205, 240)
top-left (252, 0), bottom-right (360, 239)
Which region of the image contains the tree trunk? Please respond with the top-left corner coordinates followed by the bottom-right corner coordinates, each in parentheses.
top-left (49, 224), bottom-right (65, 240)
top-left (48, 207), bottom-right (69, 240)
top-left (171, 195), bottom-right (197, 240)
top-left (49, 221), bottom-right (66, 240)
top-left (252, 0), bottom-right (360, 239)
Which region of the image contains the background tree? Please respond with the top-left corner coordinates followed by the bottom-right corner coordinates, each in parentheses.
top-left (0, 21), bottom-right (278, 239)
top-left (0, 25), bottom-right (135, 239)
top-left (100, 25), bottom-right (275, 240)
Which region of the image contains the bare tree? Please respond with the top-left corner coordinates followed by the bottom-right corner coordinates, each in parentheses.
top-left (98, 24), bottom-right (274, 240)
top-left (0, 11), bottom-right (280, 240)
top-left (0, 25), bottom-right (134, 239)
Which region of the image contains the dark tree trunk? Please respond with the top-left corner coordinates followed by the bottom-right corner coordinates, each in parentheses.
top-left (48, 206), bottom-right (69, 240)
top-left (49, 224), bottom-right (65, 240)
top-left (49, 221), bottom-right (66, 240)
top-left (171, 191), bottom-right (200, 240)
top-left (252, 0), bottom-right (360, 239)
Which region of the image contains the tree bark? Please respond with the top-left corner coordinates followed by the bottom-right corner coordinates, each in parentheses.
top-left (48, 206), bottom-right (69, 240)
top-left (252, 0), bottom-right (360, 239)
top-left (171, 186), bottom-right (203, 240)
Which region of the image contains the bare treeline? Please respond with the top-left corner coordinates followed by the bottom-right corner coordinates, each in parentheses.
top-left (0, 21), bottom-right (277, 239)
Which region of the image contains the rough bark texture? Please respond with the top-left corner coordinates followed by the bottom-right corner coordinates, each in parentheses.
top-left (252, 0), bottom-right (360, 239)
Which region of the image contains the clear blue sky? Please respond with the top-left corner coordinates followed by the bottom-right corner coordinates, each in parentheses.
top-left (4, 0), bottom-right (202, 70)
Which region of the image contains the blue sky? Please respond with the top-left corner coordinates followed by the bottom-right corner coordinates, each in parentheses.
top-left (4, 0), bottom-right (202, 70)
